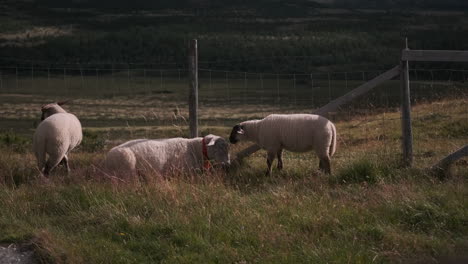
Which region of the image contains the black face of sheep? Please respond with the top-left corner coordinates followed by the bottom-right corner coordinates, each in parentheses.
top-left (229, 125), bottom-right (244, 144)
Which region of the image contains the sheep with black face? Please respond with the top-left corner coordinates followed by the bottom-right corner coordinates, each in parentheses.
top-left (230, 114), bottom-right (336, 175)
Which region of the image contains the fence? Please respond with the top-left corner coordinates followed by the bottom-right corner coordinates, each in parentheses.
top-left (0, 66), bottom-right (443, 100)
top-left (0, 64), bottom-right (467, 167)
top-left (0, 64), bottom-right (465, 109)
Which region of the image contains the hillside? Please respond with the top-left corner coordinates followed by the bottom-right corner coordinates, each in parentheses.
top-left (1, 1), bottom-right (468, 73)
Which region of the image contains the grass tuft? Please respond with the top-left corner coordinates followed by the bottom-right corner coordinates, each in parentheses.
top-left (331, 157), bottom-right (394, 185)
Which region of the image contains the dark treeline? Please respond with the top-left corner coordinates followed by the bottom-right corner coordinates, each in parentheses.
top-left (1, 1), bottom-right (468, 73)
top-left (333, 0), bottom-right (468, 9)
top-left (31, 0), bottom-right (468, 11)
top-left (34, 0), bottom-right (321, 11)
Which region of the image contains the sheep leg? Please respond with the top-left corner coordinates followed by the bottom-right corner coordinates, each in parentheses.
top-left (319, 156), bottom-right (331, 174)
top-left (43, 154), bottom-right (65, 176)
top-left (265, 151), bottom-right (276, 176)
top-left (43, 163), bottom-right (51, 177)
top-left (59, 156), bottom-right (70, 173)
top-left (277, 149), bottom-right (283, 170)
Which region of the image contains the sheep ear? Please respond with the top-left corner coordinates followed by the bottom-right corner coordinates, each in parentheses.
top-left (57, 99), bottom-right (72, 106)
top-left (236, 128), bottom-right (244, 135)
top-left (206, 139), bottom-right (216, 146)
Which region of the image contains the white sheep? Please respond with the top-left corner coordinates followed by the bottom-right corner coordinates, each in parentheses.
top-left (104, 134), bottom-right (230, 179)
top-left (33, 101), bottom-right (82, 176)
top-left (229, 114), bottom-right (336, 175)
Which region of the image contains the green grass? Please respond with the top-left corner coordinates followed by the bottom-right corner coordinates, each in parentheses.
top-left (0, 167), bottom-right (466, 263)
top-left (0, 96), bottom-right (466, 263)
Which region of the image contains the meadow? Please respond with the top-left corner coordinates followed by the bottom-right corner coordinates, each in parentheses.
top-left (0, 78), bottom-right (467, 262)
top-left (1, 2), bottom-right (468, 263)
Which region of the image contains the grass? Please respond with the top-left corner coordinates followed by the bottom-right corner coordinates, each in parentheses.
top-left (0, 94), bottom-right (467, 263)
top-left (0, 166), bottom-right (466, 263)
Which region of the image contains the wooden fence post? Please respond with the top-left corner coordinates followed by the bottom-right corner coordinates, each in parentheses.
top-left (400, 38), bottom-right (413, 167)
top-left (188, 39), bottom-right (198, 138)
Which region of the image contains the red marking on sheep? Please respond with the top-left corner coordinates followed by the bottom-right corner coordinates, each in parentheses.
top-left (202, 137), bottom-right (211, 170)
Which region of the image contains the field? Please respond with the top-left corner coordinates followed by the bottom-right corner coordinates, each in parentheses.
top-left (0, 83), bottom-right (467, 263)
top-left (1, 2), bottom-right (468, 263)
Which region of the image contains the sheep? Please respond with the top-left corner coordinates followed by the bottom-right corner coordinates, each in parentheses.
top-left (104, 134), bottom-right (230, 179)
top-left (33, 101), bottom-right (82, 176)
top-left (229, 114), bottom-right (336, 175)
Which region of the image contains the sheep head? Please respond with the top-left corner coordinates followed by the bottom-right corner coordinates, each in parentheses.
top-left (229, 124), bottom-right (244, 144)
top-left (40, 101), bottom-right (69, 120)
top-left (204, 134), bottom-right (230, 169)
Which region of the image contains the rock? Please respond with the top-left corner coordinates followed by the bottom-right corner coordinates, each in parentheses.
top-left (0, 244), bottom-right (36, 264)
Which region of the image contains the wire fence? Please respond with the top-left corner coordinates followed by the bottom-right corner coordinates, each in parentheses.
top-left (0, 65), bottom-right (466, 166)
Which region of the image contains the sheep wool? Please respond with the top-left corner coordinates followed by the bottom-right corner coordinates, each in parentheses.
top-left (230, 114), bottom-right (336, 175)
top-left (105, 134), bottom-right (230, 179)
top-left (33, 103), bottom-right (82, 175)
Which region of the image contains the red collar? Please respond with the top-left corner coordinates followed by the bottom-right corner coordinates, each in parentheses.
top-left (201, 137), bottom-right (211, 170)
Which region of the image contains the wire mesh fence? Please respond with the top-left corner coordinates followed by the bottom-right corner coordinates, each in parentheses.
top-left (0, 64), bottom-right (466, 165)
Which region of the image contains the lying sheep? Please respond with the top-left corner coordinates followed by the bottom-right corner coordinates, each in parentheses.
top-left (104, 134), bottom-right (230, 179)
top-left (229, 114), bottom-right (336, 175)
top-left (33, 101), bottom-right (82, 176)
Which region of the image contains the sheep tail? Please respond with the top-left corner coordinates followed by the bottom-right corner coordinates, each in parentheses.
top-left (329, 123), bottom-right (337, 157)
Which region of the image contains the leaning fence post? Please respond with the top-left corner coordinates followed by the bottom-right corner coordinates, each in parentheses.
top-left (400, 38), bottom-right (413, 167)
top-left (188, 39), bottom-right (198, 138)
top-left (431, 145), bottom-right (468, 178)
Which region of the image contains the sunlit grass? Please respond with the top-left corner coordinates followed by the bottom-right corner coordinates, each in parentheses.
top-left (0, 97), bottom-right (466, 263)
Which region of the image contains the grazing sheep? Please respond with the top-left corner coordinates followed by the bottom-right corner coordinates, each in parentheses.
top-left (33, 101), bottom-right (82, 176)
top-left (104, 134), bottom-right (230, 179)
top-left (229, 114), bottom-right (336, 175)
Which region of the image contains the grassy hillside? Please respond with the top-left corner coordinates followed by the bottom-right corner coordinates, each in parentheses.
top-left (1, 2), bottom-right (468, 72)
top-left (0, 97), bottom-right (466, 263)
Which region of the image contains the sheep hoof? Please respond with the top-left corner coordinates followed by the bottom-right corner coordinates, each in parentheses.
top-left (37, 175), bottom-right (51, 185)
